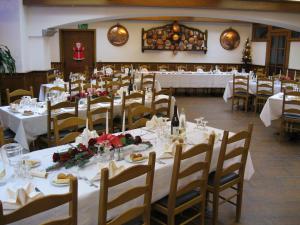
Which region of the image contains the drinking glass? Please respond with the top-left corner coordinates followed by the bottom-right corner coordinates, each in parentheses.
top-left (194, 117), bottom-right (204, 129)
top-left (2, 143), bottom-right (23, 178)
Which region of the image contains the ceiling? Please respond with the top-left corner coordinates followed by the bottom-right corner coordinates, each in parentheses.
top-left (23, 0), bottom-right (300, 13)
top-left (123, 17), bottom-right (248, 23)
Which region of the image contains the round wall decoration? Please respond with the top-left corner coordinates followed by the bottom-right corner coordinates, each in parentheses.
top-left (220, 28), bottom-right (240, 50)
top-left (107, 24), bottom-right (129, 46)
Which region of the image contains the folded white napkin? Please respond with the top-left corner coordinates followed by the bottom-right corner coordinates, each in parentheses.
top-left (197, 69), bottom-right (204, 73)
top-left (2, 183), bottom-right (43, 210)
top-left (146, 115), bottom-right (163, 129)
top-left (203, 130), bottom-right (222, 143)
top-left (75, 128), bottom-right (99, 147)
top-left (159, 140), bottom-right (178, 159)
top-left (141, 68), bottom-right (148, 73)
top-left (116, 87), bottom-right (128, 98)
top-left (30, 169), bottom-right (48, 178)
top-left (105, 68), bottom-right (113, 75)
top-left (91, 161), bottom-right (125, 181)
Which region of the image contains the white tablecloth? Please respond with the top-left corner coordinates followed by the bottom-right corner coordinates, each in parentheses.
top-left (0, 122), bottom-right (254, 225)
top-left (223, 80), bottom-right (281, 102)
top-left (39, 79), bottom-right (162, 102)
top-left (0, 95), bottom-right (174, 150)
top-left (136, 71), bottom-right (236, 89)
top-left (260, 92), bottom-right (283, 127)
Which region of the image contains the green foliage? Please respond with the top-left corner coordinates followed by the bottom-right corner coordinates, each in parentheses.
top-left (0, 45), bottom-right (16, 73)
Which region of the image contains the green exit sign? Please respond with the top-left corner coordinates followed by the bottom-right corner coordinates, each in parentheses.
top-left (78, 24), bottom-right (88, 30)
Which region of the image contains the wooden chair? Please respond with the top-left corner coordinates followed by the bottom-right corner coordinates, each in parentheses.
top-left (152, 134), bottom-right (215, 225)
top-left (46, 73), bottom-right (57, 83)
top-left (121, 91), bottom-right (145, 116)
top-left (281, 80), bottom-right (300, 92)
top-left (42, 100), bottom-right (79, 147)
top-left (87, 95), bottom-right (114, 134)
top-left (158, 64), bottom-right (169, 71)
top-left (128, 105), bottom-right (153, 130)
top-left (0, 177), bottom-right (78, 225)
top-left (141, 74), bottom-right (155, 91)
top-left (98, 152), bottom-right (156, 225)
top-left (53, 116), bottom-right (86, 146)
top-left (69, 80), bottom-right (86, 97)
top-left (207, 124), bottom-right (253, 225)
top-left (119, 75), bottom-right (134, 87)
top-left (151, 88), bottom-right (172, 118)
top-left (0, 126), bottom-right (14, 147)
top-left (256, 67), bottom-right (264, 74)
top-left (254, 77), bottom-right (274, 113)
top-left (280, 90), bottom-right (300, 137)
top-left (139, 64), bottom-right (150, 70)
top-left (6, 86), bottom-right (34, 104)
top-left (231, 75), bottom-right (250, 112)
top-left (104, 80), bottom-right (121, 94)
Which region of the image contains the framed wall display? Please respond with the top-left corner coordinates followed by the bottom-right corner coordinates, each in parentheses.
top-left (107, 24), bottom-right (129, 46)
top-left (142, 21), bottom-right (208, 53)
top-left (220, 28), bottom-right (240, 50)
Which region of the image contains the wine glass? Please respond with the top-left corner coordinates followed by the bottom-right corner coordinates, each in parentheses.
top-left (194, 117), bottom-right (204, 129)
top-left (202, 120), bottom-right (208, 131)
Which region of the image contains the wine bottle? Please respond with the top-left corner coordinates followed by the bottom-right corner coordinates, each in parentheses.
top-left (171, 105), bottom-right (179, 135)
top-left (128, 80), bottom-right (133, 94)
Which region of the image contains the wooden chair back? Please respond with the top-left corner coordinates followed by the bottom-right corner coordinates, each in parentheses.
top-left (233, 75), bottom-right (249, 95)
top-left (87, 95), bottom-right (114, 133)
top-left (6, 87), bottom-right (34, 104)
top-left (46, 73), bottom-right (57, 83)
top-left (53, 116), bottom-right (86, 146)
top-left (213, 124), bottom-right (253, 187)
top-left (69, 80), bottom-right (86, 96)
top-left (0, 126), bottom-right (4, 147)
top-left (119, 75), bottom-right (134, 87)
top-left (48, 85), bottom-right (67, 94)
top-left (256, 77), bottom-right (274, 96)
top-left (121, 91), bottom-right (145, 116)
top-left (98, 152), bottom-right (156, 225)
top-left (47, 100), bottom-right (79, 142)
top-left (282, 90), bottom-right (300, 118)
top-left (168, 135), bottom-right (215, 213)
top-left (83, 83), bottom-right (99, 91)
top-left (281, 80), bottom-right (300, 92)
top-left (128, 105), bottom-right (153, 130)
top-left (104, 80), bottom-right (121, 94)
top-left (0, 178), bottom-right (78, 225)
top-left (139, 64), bottom-right (150, 70)
top-left (151, 88), bottom-right (172, 118)
top-left (141, 74), bottom-right (155, 91)
top-left (256, 68), bottom-right (264, 74)
top-left (158, 64), bottom-right (169, 71)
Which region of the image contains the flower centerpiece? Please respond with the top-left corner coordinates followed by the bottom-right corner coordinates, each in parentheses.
top-left (46, 133), bottom-right (148, 171)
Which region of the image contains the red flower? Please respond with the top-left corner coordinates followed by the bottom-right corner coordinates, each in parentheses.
top-left (53, 153), bottom-right (60, 162)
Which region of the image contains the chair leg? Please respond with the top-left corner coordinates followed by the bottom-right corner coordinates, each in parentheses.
top-left (245, 97), bottom-right (248, 112)
top-left (167, 214), bottom-right (175, 225)
top-left (280, 120), bottom-right (285, 140)
top-left (236, 183), bottom-right (244, 222)
top-left (254, 98), bottom-right (257, 113)
top-left (231, 97), bottom-right (234, 111)
top-left (212, 191), bottom-right (219, 225)
top-left (201, 201), bottom-right (205, 225)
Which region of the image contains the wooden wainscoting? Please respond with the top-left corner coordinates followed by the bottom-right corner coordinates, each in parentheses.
top-left (0, 70), bottom-right (52, 105)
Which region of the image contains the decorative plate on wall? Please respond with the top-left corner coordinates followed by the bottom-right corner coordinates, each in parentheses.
top-left (220, 28), bottom-right (240, 50)
top-left (107, 24), bottom-right (129, 46)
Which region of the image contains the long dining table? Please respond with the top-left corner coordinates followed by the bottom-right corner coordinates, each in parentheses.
top-left (0, 122), bottom-right (255, 225)
top-left (0, 94), bottom-right (175, 150)
top-left (136, 71), bottom-right (237, 89)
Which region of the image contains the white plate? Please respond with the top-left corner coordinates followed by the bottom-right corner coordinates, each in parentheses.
top-left (50, 172), bottom-right (72, 187)
top-left (125, 155), bottom-right (147, 164)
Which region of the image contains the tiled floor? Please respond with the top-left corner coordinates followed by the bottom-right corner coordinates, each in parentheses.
top-left (173, 96), bottom-right (300, 225)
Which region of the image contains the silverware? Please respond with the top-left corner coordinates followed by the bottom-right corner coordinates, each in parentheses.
top-left (35, 187), bottom-right (43, 193)
top-left (156, 159), bottom-right (166, 165)
top-left (78, 176), bottom-right (98, 188)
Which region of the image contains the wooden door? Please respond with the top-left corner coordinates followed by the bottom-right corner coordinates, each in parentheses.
top-left (266, 31), bottom-right (289, 76)
top-left (60, 29), bottom-right (96, 80)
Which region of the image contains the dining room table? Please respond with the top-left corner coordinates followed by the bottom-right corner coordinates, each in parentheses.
top-left (223, 79), bottom-right (282, 103)
top-left (0, 122), bottom-right (255, 225)
top-left (39, 78), bottom-right (162, 102)
top-left (0, 93), bottom-right (174, 150)
top-left (259, 92), bottom-right (300, 127)
top-left (136, 71), bottom-right (239, 89)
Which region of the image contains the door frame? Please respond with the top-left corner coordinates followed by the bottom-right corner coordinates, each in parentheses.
top-left (265, 29), bottom-right (290, 75)
top-left (59, 29), bottom-right (96, 77)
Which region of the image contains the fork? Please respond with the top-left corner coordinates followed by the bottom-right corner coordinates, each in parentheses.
top-left (78, 175), bottom-right (98, 188)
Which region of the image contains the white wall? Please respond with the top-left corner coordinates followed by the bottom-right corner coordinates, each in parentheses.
top-left (50, 21), bottom-right (252, 64)
top-left (252, 42), bottom-right (267, 66)
top-left (288, 42), bottom-right (300, 70)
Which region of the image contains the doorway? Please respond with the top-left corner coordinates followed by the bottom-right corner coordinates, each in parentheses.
top-left (60, 29), bottom-right (96, 80)
top-left (267, 31), bottom-right (289, 76)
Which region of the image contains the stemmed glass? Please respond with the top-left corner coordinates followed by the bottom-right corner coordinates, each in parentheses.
top-left (194, 117), bottom-right (204, 129)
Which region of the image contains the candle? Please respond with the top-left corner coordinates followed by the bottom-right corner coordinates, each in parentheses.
top-left (122, 111), bottom-right (126, 133)
top-left (86, 118), bottom-right (89, 130)
top-left (286, 69), bottom-right (289, 78)
top-left (294, 71), bottom-right (297, 81)
top-left (106, 110), bottom-right (109, 134)
top-left (279, 70), bottom-right (281, 76)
